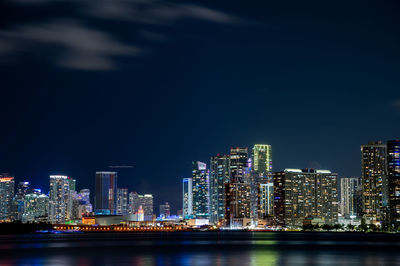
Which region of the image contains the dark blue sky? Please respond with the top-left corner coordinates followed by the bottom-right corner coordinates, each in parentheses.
top-left (0, 0), bottom-right (399, 213)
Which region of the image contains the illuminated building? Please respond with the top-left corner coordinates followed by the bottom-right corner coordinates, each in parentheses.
top-left (0, 176), bottom-right (15, 221)
top-left (22, 191), bottom-right (49, 223)
top-left (11, 181), bottom-right (31, 221)
top-left (49, 175), bottom-right (70, 224)
top-left (70, 189), bottom-right (92, 220)
top-left (128, 192), bottom-right (153, 218)
top-left (252, 144), bottom-right (272, 181)
top-left (209, 155), bottom-right (230, 224)
top-left (17, 181), bottom-right (31, 196)
top-left (361, 141), bottom-right (388, 223)
top-left (340, 177), bottom-right (362, 218)
top-left (387, 140), bottom-right (400, 226)
top-left (273, 169), bottom-right (338, 227)
top-left (251, 145), bottom-right (273, 220)
top-left (192, 161), bottom-right (210, 219)
top-left (95, 171), bottom-right (118, 215)
top-left (68, 178), bottom-right (76, 192)
top-left (67, 178), bottom-right (76, 220)
top-left (129, 191), bottom-right (139, 214)
top-left (229, 147), bottom-right (248, 183)
top-left (225, 182), bottom-right (251, 224)
top-left (141, 194), bottom-right (153, 218)
top-left (159, 202), bottom-right (170, 218)
top-left (182, 178), bottom-right (193, 219)
top-left (116, 188), bottom-right (128, 215)
top-left (79, 189), bottom-right (90, 204)
top-left (259, 181), bottom-right (274, 218)
top-left (82, 216), bottom-right (96, 225)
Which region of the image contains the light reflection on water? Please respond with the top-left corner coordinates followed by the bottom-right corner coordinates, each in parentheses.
top-left (0, 232), bottom-right (399, 265)
top-left (3, 250), bottom-right (400, 266)
top-left (2, 250), bottom-right (400, 266)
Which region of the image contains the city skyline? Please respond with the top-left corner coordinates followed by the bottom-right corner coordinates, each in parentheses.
top-left (1, 140), bottom-right (399, 214)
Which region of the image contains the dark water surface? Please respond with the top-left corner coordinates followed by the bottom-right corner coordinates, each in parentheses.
top-left (0, 232), bottom-right (399, 265)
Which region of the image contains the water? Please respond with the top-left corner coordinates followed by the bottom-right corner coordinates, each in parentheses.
top-left (0, 232), bottom-right (399, 265)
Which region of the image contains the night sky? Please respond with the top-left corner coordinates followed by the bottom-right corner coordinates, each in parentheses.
top-left (0, 0), bottom-right (399, 213)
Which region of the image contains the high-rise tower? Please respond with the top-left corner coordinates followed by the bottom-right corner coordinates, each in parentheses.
top-left (361, 141), bottom-right (388, 223)
top-left (182, 178), bottom-right (193, 219)
top-left (229, 147), bottom-right (248, 183)
top-left (192, 161), bottom-right (209, 219)
top-left (49, 175), bottom-right (70, 223)
top-left (209, 155), bottom-right (230, 224)
top-left (0, 176), bottom-right (14, 221)
top-left (95, 171), bottom-right (118, 215)
top-left (252, 144), bottom-right (272, 181)
top-left (387, 140), bottom-right (400, 226)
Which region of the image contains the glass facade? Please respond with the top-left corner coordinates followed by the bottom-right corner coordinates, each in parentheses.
top-left (116, 188), bottom-right (128, 215)
top-left (192, 161), bottom-right (210, 219)
top-left (209, 155), bottom-right (230, 224)
top-left (95, 171), bottom-right (118, 215)
top-left (229, 147), bottom-right (248, 183)
top-left (340, 177), bottom-right (362, 218)
top-left (182, 178), bottom-right (193, 219)
top-left (252, 144), bottom-right (272, 181)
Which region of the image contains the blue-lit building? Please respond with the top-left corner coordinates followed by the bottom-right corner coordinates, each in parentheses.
top-left (209, 155), bottom-right (230, 224)
top-left (182, 178), bottom-right (193, 219)
top-left (95, 171), bottom-right (118, 215)
top-left (388, 140), bottom-right (400, 226)
top-left (192, 161), bottom-right (209, 219)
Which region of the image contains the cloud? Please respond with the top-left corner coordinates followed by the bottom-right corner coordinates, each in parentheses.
top-left (85, 1), bottom-right (242, 25)
top-left (1, 0), bottom-right (244, 70)
top-left (10, 0), bottom-right (242, 24)
top-left (0, 21), bottom-right (139, 70)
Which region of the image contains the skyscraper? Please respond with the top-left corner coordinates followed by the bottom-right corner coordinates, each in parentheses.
top-left (11, 181), bottom-right (30, 221)
top-left (273, 169), bottom-right (338, 227)
top-left (116, 188), bottom-right (128, 215)
top-left (229, 147), bottom-right (248, 183)
top-left (225, 182), bottom-right (252, 224)
top-left (0, 176), bottom-right (15, 221)
top-left (252, 144), bottom-right (272, 181)
top-left (159, 202), bottom-right (171, 218)
top-left (209, 155), bottom-right (230, 224)
top-left (182, 178), bottom-right (193, 219)
top-left (340, 177), bottom-right (362, 218)
top-left (128, 192), bottom-right (153, 218)
top-left (361, 141), bottom-right (388, 223)
top-left (141, 194), bottom-right (153, 218)
top-left (95, 171), bottom-right (118, 215)
top-left (192, 161), bottom-right (210, 219)
top-left (129, 191), bottom-right (140, 214)
top-left (387, 140), bottom-right (400, 226)
top-left (49, 175), bottom-right (70, 224)
top-left (259, 181), bottom-right (274, 218)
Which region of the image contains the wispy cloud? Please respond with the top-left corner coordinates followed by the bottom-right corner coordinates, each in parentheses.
top-left (1, 0), bottom-right (244, 70)
top-left (0, 21), bottom-right (139, 70)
